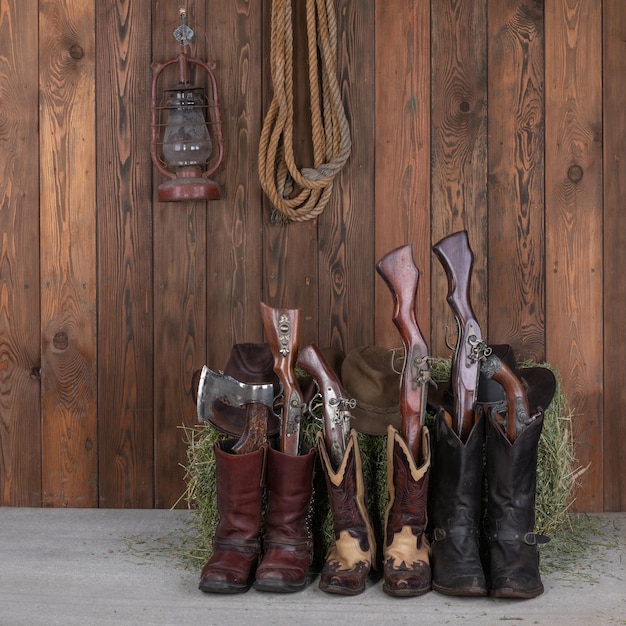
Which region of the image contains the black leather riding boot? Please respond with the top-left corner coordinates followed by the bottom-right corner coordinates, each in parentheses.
top-left (486, 409), bottom-right (548, 598)
top-left (430, 410), bottom-right (487, 596)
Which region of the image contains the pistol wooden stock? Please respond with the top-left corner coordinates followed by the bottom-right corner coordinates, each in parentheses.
top-left (432, 230), bottom-right (484, 443)
top-left (480, 354), bottom-right (530, 443)
top-left (376, 243), bottom-right (430, 461)
top-left (297, 343), bottom-right (350, 470)
top-left (260, 301), bottom-right (303, 456)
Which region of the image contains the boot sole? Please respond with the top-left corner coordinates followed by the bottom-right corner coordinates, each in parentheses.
top-left (253, 579), bottom-right (306, 593)
top-left (319, 581), bottom-right (366, 596)
top-left (432, 582), bottom-right (488, 597)
top-left (382, 582), bottom-right (431, 598)
top-left (490, 584), bottom-right (544, 599)
top-left (199, 580), bottom-right (251, 594)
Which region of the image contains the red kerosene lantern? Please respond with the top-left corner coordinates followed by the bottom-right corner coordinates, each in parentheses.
top-left (150, 9), bottom-right (224, 202)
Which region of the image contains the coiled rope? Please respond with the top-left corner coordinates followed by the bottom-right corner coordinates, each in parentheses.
top-left (258, 0), bottom-right (351, 223)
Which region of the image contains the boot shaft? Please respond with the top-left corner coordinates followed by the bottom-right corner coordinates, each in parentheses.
top-left (317, 430), bottom-right (376, 555)
top-left (486, 412), bottom-right (544, 537)
top-left (213, 439), bottom-right (267, 539)
top-left (431, 410), bottom-right (485, 530)
top-left (263, 444), bottom-right (316, 536)
top-left (384, 425), bottom-right (431, 543)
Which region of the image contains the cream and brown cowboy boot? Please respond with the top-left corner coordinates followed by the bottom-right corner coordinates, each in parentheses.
top-left (317, 430), bottom-right (376, 595)
top-left (382, 425), bottom-right (431, 597)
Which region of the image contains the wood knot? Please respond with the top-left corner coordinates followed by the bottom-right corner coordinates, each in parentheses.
top-left (69, 44), bottom-right (84, 59)
top-left (53, 332), bottom-right (69, 350)
top-left (567, 165), bottom-right (583, 183)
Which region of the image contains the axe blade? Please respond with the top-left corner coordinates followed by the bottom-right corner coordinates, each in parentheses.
top-left (196, 365), bottom-right (275, 424)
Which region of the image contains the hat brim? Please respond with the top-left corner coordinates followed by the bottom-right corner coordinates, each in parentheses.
top-left (349, 402), bottom-right (402, 436)
top-left (427, 364), bottom-right (557, 415)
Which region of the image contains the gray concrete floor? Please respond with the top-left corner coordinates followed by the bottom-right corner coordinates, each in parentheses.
top-left (0, 508), bottom-right (624, 626)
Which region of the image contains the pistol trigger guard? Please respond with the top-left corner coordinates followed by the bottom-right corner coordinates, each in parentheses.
top-left (306, 386), bottom-right (324, 422)
top-left (444, 323), bottom-right (459, 352)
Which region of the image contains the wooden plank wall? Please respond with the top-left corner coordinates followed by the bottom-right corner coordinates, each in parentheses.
top-left (0, 0), bottom-right (624, 512)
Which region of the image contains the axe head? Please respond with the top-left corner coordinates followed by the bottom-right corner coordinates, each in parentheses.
top-left (197, 365), bottom-right (276, 427)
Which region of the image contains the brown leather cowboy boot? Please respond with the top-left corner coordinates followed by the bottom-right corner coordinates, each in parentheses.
top-left (317, 429), bottom-right (376, 596)
top-left (486, 409), bottom-right (548, 598)
top-left (199, 439), bottom-right (267, 594)
top-left (383, 425), bottom-right (431, 597)
top-left (253, 444), bottom-right (316, 592)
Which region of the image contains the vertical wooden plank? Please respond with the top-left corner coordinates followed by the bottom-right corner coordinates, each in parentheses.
top-left (39, 0), bottom-right (97, 507)
top-left (545, 0), bottom-right (603, 512)
top-left (316, 0), bottom-right (376, 352)
top-left (152, 0), bottom-right (208, 508)
top-left (374, 0), bottom-right (431, 349)
top-left (261, 1), bottom-right (319, 348)
top-left (96, 0), bottom-right (154, 507)
top-left (431, 0), bottom-right (488, 358)
top-left (206, 0), bottom-right (264, 366)
top-left (0, 0), bottom-right (41, 506)
top-left (487, 0), bottom-right (545, 360)
top-left (602, 0), bottom-right (626, 512)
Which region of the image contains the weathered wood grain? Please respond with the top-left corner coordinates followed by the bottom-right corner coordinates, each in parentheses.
top-left (430, 0), bottom-right (488, 360)
top-left (152, 0), bottom-right (208, 508)
top-left (0, 0), bottom-right (42, 506)
top-left (374, 0), bottom-right (431, 351)
top-left (95, 0), bottom-right (154, 507)
top-left (39, 0), bottom-right (97, 507)
top-left (602, 0), bottom-right (626, 512)
top-left (545, 0), bottom-right (603, 512)
top-left (487, 0), bottom-right (545, 360)
top-left (205, 0), bottom-right (264, 368)
top-left (317, 0), bottom-right (376, 352)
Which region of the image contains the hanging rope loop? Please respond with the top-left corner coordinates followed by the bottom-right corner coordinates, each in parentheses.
top-left (258, 0), bottom-right (351, 223)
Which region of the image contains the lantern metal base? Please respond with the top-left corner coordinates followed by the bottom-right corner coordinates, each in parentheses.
top-left (158, 177), bottom-right (220, 202)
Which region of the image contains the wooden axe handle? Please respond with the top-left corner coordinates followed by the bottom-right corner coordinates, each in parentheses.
top-left (232, 402), bottom-right (269, 454)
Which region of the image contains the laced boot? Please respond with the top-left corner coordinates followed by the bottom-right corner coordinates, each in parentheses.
top-left (254, 444), bottom-right (316, 592)
top-left (199, 440), bottom-right (266, 594)
top-left (317, 429), bottom-right (376, 596)
top-left (486, 409), bottom-right (548, 598)
top-left (430, 410), bottom-right (487, 596)
top-left (382, 425), bottom-right (431, 597)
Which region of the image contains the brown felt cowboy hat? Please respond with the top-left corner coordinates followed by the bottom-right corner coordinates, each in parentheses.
top-left (340, 345), bottom-right (403, 436)
top-left (427, 344), bottom-right (557, 416)
top-left (207, 342), bottom-right (282, 437)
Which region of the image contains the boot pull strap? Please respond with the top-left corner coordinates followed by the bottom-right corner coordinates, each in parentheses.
top-left (489, 531), bottom-right (550, 545)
